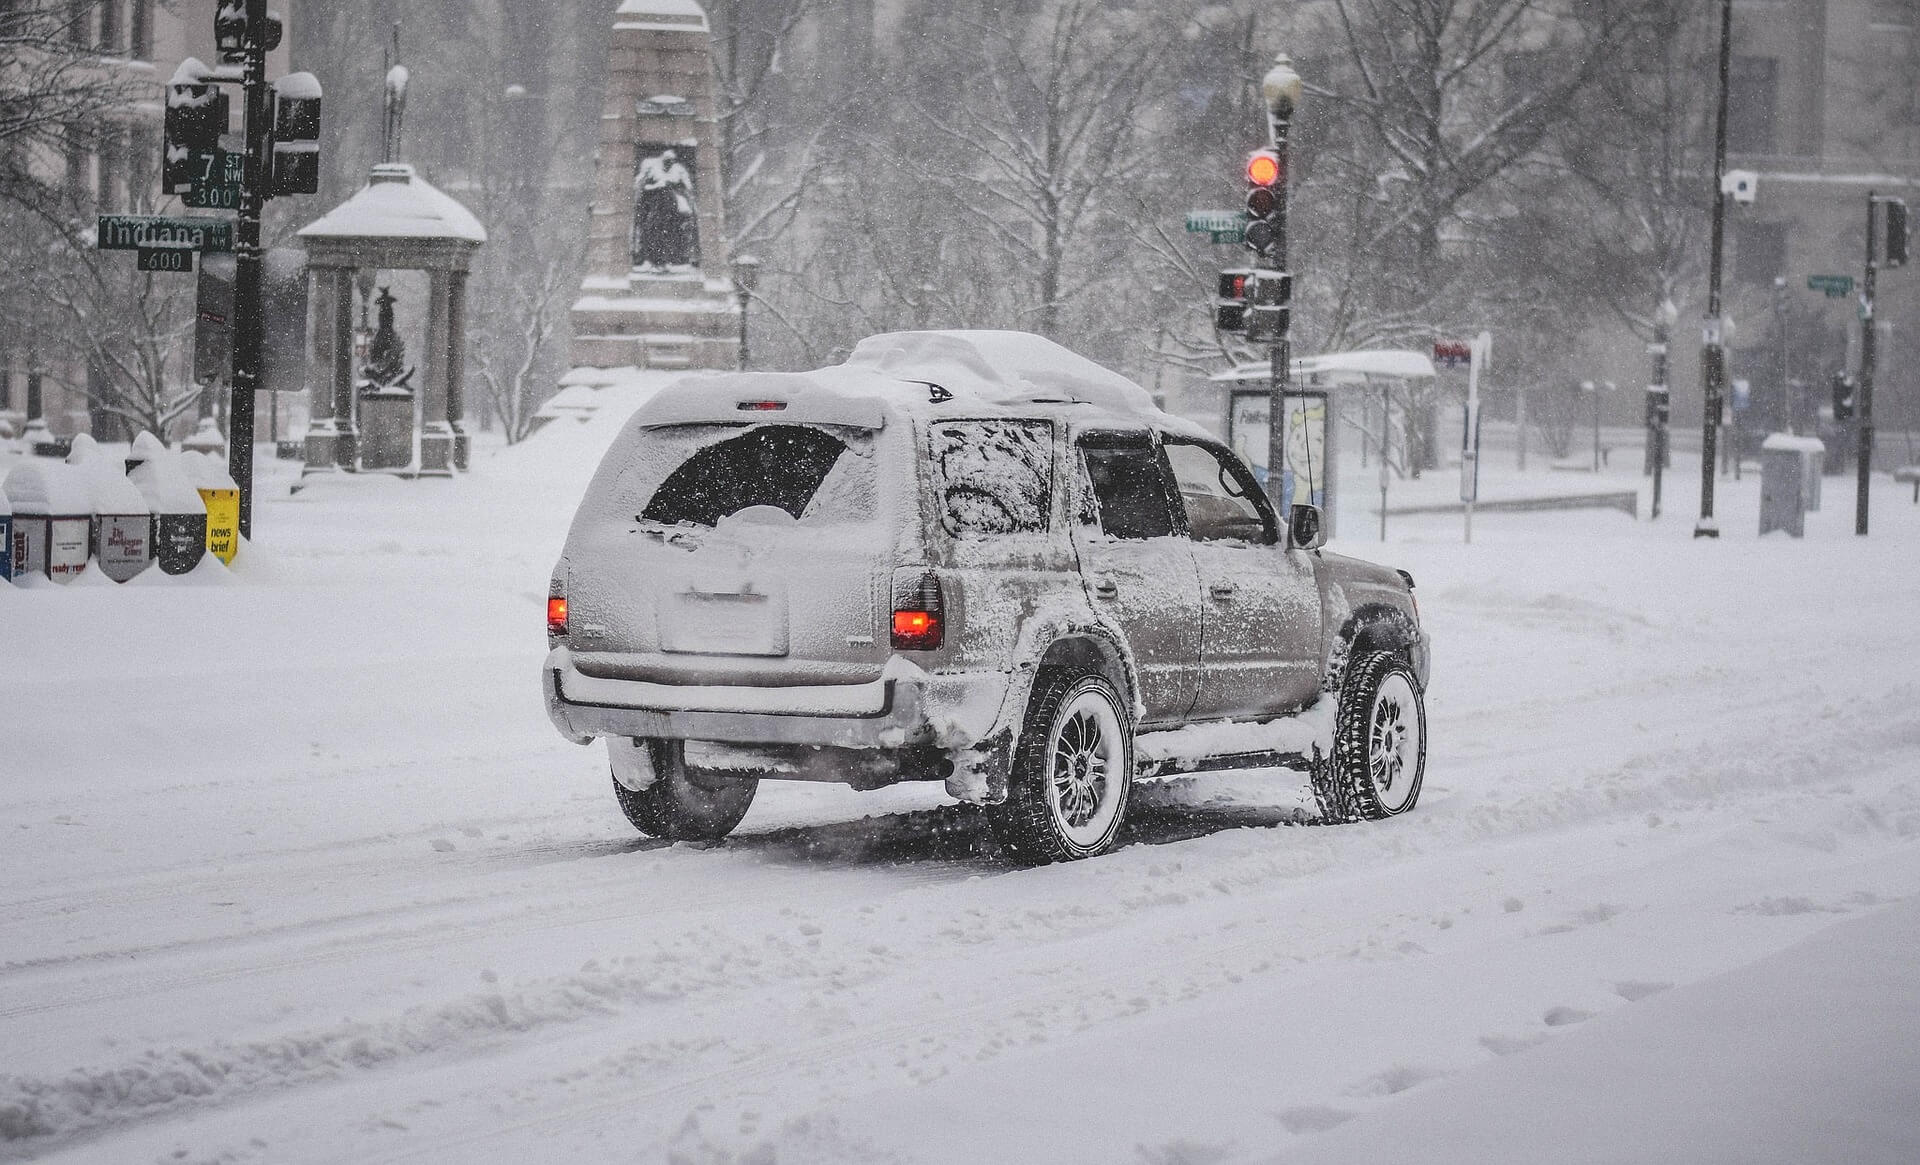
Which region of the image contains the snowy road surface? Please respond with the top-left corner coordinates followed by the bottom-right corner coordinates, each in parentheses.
top-left (3, 412), bottom-right (1918, 1164)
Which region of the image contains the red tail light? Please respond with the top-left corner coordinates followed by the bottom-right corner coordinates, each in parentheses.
top-left (736, 400), bottom-right (788, 412)
top-left (547, 596), bottom-right (569, 637)
top-left (891, 572), bottom-right (944, 650)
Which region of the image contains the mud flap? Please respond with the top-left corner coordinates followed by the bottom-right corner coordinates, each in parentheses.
top-left (945, 729), bottom-right (1014, 805)
top-left (609, 737), bottom-right (661, 791)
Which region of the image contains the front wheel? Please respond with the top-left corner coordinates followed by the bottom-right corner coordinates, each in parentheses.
top-left (611, 739), bottom-right (758, 841)
top-left (1313, 652), bottom-right (1426, 824)
top-left (986, 670), bottom-right (1133, 864)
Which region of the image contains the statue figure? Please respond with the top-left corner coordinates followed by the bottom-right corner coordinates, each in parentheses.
top-left (361, 285), bottom-right (414, 390)
top-left (631, 144), bottom-right (700, 272)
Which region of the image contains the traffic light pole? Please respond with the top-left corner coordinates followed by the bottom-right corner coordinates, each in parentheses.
top-left (1696, 0), bottom-right (1733, 539)
top-left (1263, 117), bottom-right (1292, 523)
top-left (227, 0), bottom-right (270, 542)
top-left (1857, 193), bottom-right (1878, 537)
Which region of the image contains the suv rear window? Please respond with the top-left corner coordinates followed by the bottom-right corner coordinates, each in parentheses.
top-left (640, 425), bottom-right (852, 527)
top-left (928, 420), bottom-right (1053, 537)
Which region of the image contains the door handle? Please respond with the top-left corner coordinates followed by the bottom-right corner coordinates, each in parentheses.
top-left (1093, 579), bottom-right (1119, 600)
top-left (1209, 582), bottom-right (1238, 599)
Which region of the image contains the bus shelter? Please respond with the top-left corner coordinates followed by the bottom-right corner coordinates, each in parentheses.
top-left (1207, 350), bottom-right (1436, 540)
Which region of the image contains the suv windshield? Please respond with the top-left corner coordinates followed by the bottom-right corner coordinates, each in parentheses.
top-left (640, 425), bottom-right (857, 527)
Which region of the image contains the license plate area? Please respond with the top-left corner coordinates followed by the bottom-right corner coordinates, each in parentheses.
top-left (658, 590), bottom-right (790, 657)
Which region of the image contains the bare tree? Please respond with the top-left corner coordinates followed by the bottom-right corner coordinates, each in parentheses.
top-left (0, 1), bottom-right (140, 218)
top-left (41, 239), bottom-right (199, 440)
top-left (475, 258), bottom-right (567, 445)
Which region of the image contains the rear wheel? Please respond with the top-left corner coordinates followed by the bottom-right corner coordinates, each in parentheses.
top-left (987, 670), bottom-right (1133, 864)
top-left (1313, 652), bottom-right (1426, 823)
top-left (611, 740), bottom-right (758, 841)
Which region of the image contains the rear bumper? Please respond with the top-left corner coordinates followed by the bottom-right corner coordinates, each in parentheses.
top-left (543, 646), bottom-right (1000, 751)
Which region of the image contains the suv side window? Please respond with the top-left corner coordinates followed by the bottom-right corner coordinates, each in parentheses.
top-left (1079, 435), bottom-right (1178, 540)
top-left (929, 420), bottom-right (1053, 537)
top-left (1163, 439), bottom-right (1276, 544)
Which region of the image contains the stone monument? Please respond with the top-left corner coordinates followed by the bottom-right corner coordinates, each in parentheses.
top-left (570, 0), bottom-right (738, 372)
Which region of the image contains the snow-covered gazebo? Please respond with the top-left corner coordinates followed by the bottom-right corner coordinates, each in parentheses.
top-left (297, 161), bottom-right (486, 477)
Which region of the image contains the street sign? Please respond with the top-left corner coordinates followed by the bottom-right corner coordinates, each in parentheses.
top-left (137, 243), bottom-right (195, 273)
top-left (97, 215), bottom-right (233, 254)
top-left (183, 150), bottom-right (243, 210)
top-left (1807, 274), bottom-right (1854, 298)
top-left (1433, 339), bottom-right (1472, 368)
top-left (1186, 209), bottom-right (1249, 233)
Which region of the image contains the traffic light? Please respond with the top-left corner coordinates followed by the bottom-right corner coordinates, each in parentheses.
top-left (1243, 149), bottom-right (1283, 257)
top-left (1244, 270), bottom-right (1291, 344)
top-left (163, 80), bottom-right (227, 194)
top-left (1644, 386), bottom-right (1670, 427)
top-left (1831, 372), bottom-right (1857, 422)
top-left (1885, 198), bottom-right (1909, 268)
top-left (1215, 268), bottom-right (1251, 332)
top-left (269, 73), bottom-right (323, 195)
top-left (215, 4), bottom-right (281, 63)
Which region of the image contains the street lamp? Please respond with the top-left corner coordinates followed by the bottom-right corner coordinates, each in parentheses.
top-left (731, 254), bottom-right (760, 371)
top-left (1259, 54), bottom-right (1303, 523)
top-left (1696, 0), bottom-right (1734, 538)
top-left (1646, 296), bottom-right (1678, 519)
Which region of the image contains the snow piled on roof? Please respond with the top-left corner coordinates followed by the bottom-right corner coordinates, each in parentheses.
top-left (298, 164), bottom-right (486, 244)
top-left (627, 331), bottom-right (1179, 433)
top-left (614, 0), bottom-right (708, 29)
top-left (1211, 349), bottom-right (1438, 383)
top-left (1761, 434), bottom-right (1826, 453)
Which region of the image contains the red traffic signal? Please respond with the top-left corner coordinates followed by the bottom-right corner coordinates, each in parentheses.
top-left (1246, 150), bottom-right (1282, 187)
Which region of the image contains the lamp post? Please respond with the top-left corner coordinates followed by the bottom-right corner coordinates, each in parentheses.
top-left (1696, 0), bottom-right (1734, 538)
top-left (731, 254), bottom-right (760, 371)
top-left (1646, 297), bottom-right (1677, 519)
top-left (1259, 54), bottom-right (1303, 522)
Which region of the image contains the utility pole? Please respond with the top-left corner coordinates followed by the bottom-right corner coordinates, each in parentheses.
top-left (1696, 0), bottom-right (1733, 538)
top-left (1646, 299), bottom-right (1676, 520)
top-left (1859, 195), bottom-right (1881, 536)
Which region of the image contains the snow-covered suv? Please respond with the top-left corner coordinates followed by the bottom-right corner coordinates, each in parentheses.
top-left (544, 331), bottom-right (1429, 863)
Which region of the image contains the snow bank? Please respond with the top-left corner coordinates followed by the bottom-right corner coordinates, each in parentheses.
top-left (64, 435), bottom-right (149, 515)
top-left (3, 460), bottom-right (92, 515)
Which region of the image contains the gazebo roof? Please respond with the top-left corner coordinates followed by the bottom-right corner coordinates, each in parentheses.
top-left (298, 163), bottom-right (486, 245)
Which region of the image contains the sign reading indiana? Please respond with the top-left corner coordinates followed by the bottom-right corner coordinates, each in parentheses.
top-left (97, 215), bottom-right (234, 254)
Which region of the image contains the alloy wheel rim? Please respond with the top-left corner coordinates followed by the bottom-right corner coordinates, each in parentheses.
top-left (1368, 672), bottom-right (1420, 812)
top-left (1047, 689), bottom-right (1124, 846)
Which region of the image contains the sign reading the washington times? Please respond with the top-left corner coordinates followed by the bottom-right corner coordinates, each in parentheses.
top-left (96, 215), bottom-right (233, 254)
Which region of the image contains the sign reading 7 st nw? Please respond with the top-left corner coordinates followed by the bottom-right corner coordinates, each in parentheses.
top-left (96, 215), bottom-right (234, 254)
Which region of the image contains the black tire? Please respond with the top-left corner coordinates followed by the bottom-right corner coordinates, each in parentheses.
top-left (1312, 652), bottom-right (1426, 824)
top-left (612, 740), bottom-right (758, 841)
top-left (986, 669), bottom-right (1134, 864)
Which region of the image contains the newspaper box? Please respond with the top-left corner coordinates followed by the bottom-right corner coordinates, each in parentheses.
top-left (0, 484), bottom-right (13, 581)
top-left (3, 461), bottom-right (92, 582)
top-left (127, 432), bottom-right (208, 575)
top-left (66, 435), bottom-right (152, 582)
top-left (181, 451), bottom-right (240, 565)
top-left (1760, 434), bottom-right (1825, 538)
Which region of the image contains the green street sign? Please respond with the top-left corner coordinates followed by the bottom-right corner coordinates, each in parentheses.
top-left (1186, 209), bottom-right (1249, 235)
top-left (184, 152), bottom-right (243, 209)
top-left (1208, 228), bottom-right (1246, 245)
top-left (137, 244), bottom-right (195, 273)
top-left (97, 215), bottom-right (233, 254)
top-left (1807, 274), bottom-right (1854, 298)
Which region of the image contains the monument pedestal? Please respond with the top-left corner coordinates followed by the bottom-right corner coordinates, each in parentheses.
top-left (567, 1), bottom-right (741, 380)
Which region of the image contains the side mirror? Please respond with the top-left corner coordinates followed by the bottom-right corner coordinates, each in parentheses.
top-left (1287, 503), bottom-right (1325, 550)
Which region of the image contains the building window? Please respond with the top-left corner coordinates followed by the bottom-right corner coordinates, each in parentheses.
top-left (1735, 221), bottom-right (1788, 285)
top-left (98, 0), bottom-right (122, 53)
top-left (131, 0), bottom-right (153, 59)
top-left (66, 0), bottom-right (90, 48)
top-left (1728, 55), bottom-right (1778, 155)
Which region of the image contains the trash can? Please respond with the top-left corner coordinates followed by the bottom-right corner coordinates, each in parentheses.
top-left (127, 432), bottom-right (208, 576)
top-left (4, 460), bottom-right (93, 582)
top-left (181, 450), bottom-right (240, 564)
top-left (65, 434), bottom-right (152, 582)
top-left (1760, 434), bottom-right (1825, 538)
